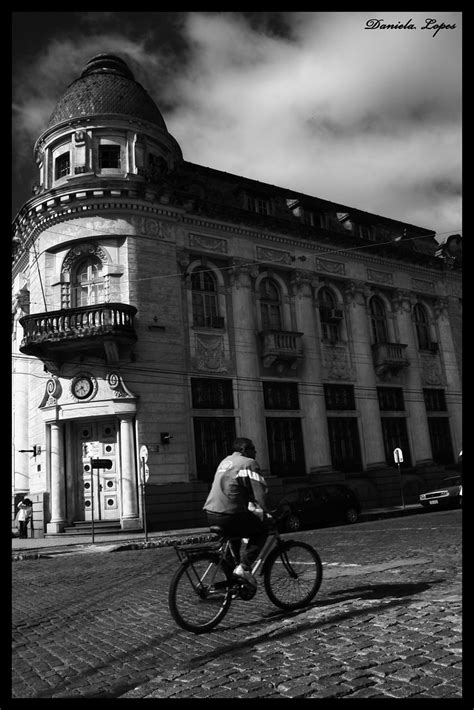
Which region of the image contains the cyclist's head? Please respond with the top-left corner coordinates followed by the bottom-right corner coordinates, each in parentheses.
top-left (233, 437), bottom-right (256, 458)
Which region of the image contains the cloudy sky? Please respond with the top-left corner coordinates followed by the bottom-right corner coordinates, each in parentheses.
top-left (12, 11), bottom-right (462, 241)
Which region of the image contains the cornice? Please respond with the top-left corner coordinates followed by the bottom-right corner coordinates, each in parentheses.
top-left (13, 189), bottom-right (448, 281)
top-left (181, 214), bottom-right (445, 280)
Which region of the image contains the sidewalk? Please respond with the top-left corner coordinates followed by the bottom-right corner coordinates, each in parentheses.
top-left (11, 504), bottom-right (425, 561)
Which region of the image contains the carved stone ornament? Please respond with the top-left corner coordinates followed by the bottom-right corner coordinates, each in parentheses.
top-left (420, 361), bottom-right (443, 386)
top-left (256, 246), bottom-right (291, 265)
top-left (391, 290), bottom-right (412, 314)
top-left (322, 344), bottom-right (355, 380)
top-left (62, 243), bottom-right (109, 273)
top-left (315, 258), bottom-right (346, 275)
top-left (46, 377), bottom-right (62, 399)
top-left (106, 371), bottom-right (136, 398)
top-left (433, 298), bottom-right (449, 319)
top-left (128, 215), bottom-right (176, 239)
top-left (194, 334), bottom-right (228, 372)
top-left (343, 280), bottom-right (368, 306)
top-left (411, 278), bottom-right (435, 293)
top-left (367, 269), bottom-right (394, 285)
top-left (229, 261), bottom-right (259, 288)
top-left (189, 233), bottom-right (228, 253)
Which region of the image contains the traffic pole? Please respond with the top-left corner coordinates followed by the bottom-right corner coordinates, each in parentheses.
top-left (398, 462), bottom-right (405, 509)
top-left (141, 456), bottom-right (148, 542)
top-left (90, 456), bottom-right (95, 544)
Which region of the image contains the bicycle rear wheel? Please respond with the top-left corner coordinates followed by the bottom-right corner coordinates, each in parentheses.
top-left (264, 541), bottom-right (322, 611)
top-left (168, 553), bottom-right (233, 633)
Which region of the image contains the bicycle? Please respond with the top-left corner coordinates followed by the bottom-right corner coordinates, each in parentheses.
top-left (168, 515), bottom-right (323, 633)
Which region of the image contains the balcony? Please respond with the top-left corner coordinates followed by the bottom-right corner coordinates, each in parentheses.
top-left (260, 330), bottom-right (304, 370)
top-left (19, 303), bottom-right (137, 370)
top-left (372, 342), bottom-right (409, 375)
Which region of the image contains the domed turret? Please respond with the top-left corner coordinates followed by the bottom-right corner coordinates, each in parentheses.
top-left (33, 53), bottom-right (182, 194)
top-left (47, 53), bottom-right (168, 131)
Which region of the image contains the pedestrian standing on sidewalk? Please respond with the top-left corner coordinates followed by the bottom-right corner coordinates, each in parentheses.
top-left (16, 498), bottom-right (33, 539)
top-left (203, 437), bottom-right (274, 588)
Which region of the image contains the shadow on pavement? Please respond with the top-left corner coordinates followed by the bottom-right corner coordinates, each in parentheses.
top-left (318, 579), bottom-right (439, 605)
top-left (185, 578), bottom-right (442, 668)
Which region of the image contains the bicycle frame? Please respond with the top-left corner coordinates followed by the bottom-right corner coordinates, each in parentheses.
top-left (174, 526), bottom-right (286, 587)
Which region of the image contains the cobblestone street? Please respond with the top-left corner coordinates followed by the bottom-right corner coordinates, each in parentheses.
top-left (11, 510), bottom-right (462, 699)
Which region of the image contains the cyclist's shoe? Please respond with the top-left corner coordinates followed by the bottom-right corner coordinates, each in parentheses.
top-left (233, 564), bottom-right (257, 588)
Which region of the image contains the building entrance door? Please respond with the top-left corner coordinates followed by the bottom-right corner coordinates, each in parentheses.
top-left (75, 419), bottom-right (120, 521)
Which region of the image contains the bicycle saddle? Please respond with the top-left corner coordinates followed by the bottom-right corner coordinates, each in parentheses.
top-left (209, 526), bottom-right (241, 542)
top-left (209, 525), bottom-right (225, 536)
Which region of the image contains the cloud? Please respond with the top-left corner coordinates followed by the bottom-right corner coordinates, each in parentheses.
top-left (12, 11), bottom-right (461, 237)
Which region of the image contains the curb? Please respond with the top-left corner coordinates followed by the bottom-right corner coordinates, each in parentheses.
top-left (12, 506), bottom-right (427, 562)
top-left (12, 531), bottom-right (217, 562)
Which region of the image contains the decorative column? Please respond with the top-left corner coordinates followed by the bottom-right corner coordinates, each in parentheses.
top-left (434, 297), bottom-right (463, 455)
top-left (292, 275), bottom-right (332, 471)
top-left (230, 262), bottom-right (268, 470)
top-left (46, 422), bottom-right (66, 533)
top-left (344, 281), bottom-right (386, 467)
top-left (119, 414), bottom-right (140, 529)
top-left (392, 291), bottom-right (432, 463)
top-left (12, 284), bottom-right (30, 494)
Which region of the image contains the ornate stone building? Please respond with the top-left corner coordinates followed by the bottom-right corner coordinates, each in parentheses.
top-left (12, 54), bottom-right (462, 535)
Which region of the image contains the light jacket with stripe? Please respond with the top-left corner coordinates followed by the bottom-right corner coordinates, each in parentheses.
top-left (203, 452), bottom-right (269, 515)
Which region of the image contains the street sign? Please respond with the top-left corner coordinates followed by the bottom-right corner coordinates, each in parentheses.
top-left (139, 445), bottom-right (149, 462)
top-left (393, 447), bottom-right (404, 464)
top-left (84, 441), bottom-right (101, 457)
top-left (91, 458), bottom-right (113, 469)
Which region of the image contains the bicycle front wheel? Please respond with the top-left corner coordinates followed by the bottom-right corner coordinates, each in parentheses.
top-left (264, 541), bottom-right (323, 611)
top-left (168, 553), bottom-right (233, 633)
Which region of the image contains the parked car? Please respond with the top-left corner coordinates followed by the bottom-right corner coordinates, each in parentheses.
top-left (419, 475), bottom-right (462, 510)
top-left (276, 483), bottom-right (361, 532)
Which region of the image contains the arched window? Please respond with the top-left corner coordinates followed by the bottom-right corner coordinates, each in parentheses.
top-left (318, 287), bottom-right (340, 341)
top-left (260, 278), bottom-right (282, 330)
top-left (71, 256), bottom-right (104, 307)
top-left (413, 303), bottom-right (431, 350)
top-left (369, 297), bottom-right (388, 344)
top-left (191, 267), bottom-right (218, 326)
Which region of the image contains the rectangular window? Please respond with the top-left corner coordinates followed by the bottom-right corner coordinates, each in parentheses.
top-left (427, 418), bottom-right (454, 464)
top-left (261, 303), bottom-right (282, 331)
top-left (266, 418), bottom-right (305, 477)
top-left (324, 384), bottom-right (355, 411)
top-left (303, 210), bottom-right (326, 228)
top-left (357, 225), bottom-right (375, 241)
top-left (99, 145), bottom-right (121, 169)
top-left (191, 378), bottom-right (234, 409)
top-left (194, 417), bottom-right (236, 482)
top-left (423, 388), bottom-right (447, 411)
top-left (263, 382), bottom-right (299, 410)
top-left (380, 417), bottom-right (412, 467)
top-left (55, 152), bottom-right (70, 179)
top-left (256, 198), bottom-right (271, 215)
top-left (246, 195), bottom-right (271, 215)
top-left (192, 292), bottom-right (218, 326)
top-left (416, 327), bottom-right (431, 351)
top-left (327, 417), bottom-right (362, 472)
top-left (377, 387), bottom-right (405, 411)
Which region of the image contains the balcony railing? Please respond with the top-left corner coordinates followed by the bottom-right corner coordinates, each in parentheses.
top-left (19, 303), bottom-right (137, 366)
top-left (260, 330), bottom-right (304, 370)
top-left (372, 342), bottom-right (409, 374)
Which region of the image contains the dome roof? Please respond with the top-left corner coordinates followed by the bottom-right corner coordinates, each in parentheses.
top-left (46, 53), bottom-right (168, 131)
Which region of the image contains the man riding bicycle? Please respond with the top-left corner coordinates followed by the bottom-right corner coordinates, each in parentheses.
top-left (203, 437), bottom-right (273, 588)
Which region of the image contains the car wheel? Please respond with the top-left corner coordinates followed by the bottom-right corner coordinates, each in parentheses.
top-left (285, 514), bottom-right (301, 532)
top-left (345, 507), bottom-right (359, 524)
